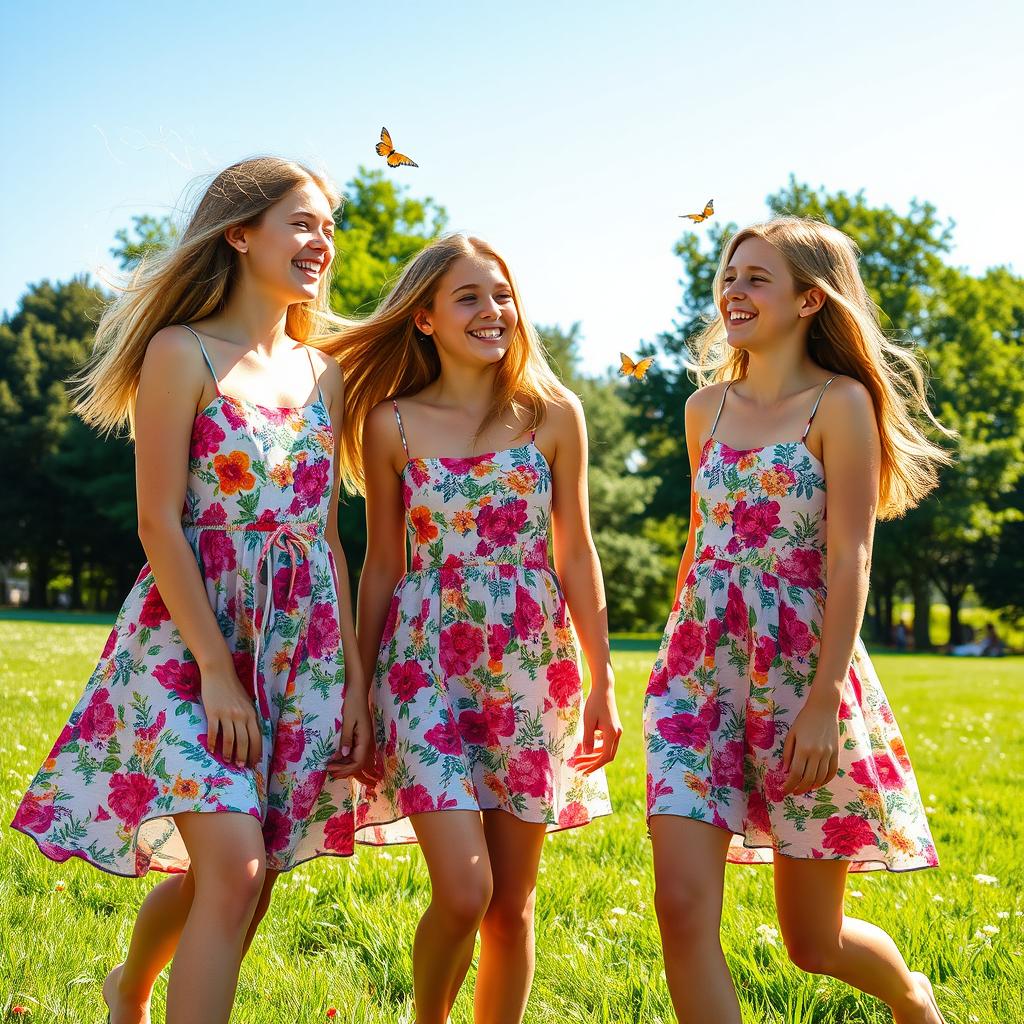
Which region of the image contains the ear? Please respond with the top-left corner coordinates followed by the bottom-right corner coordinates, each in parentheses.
top-left (798, 287), bottom-right (826, 318)
top-left (224, 225), bottom-right (249, 255)
top-left (414, 311), bottom-right (434, 336)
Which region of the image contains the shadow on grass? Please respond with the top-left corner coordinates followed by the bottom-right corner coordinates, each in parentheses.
top-left (0, 607), bottom-right (116, 626)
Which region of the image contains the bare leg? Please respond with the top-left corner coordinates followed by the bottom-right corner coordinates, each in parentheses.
top-left (163, 811), bottom-right (267, 1024)
top-left (410, 811), bottom-right (493, 1024)
top-left (473, 812), bottom-right (547, 1024)
top-left (774, 857), bottom-right (946, 1024)
top-left (650, 817), bottom-right (741, 1024)
top-left (103, 868), bottom-right (280, 1024)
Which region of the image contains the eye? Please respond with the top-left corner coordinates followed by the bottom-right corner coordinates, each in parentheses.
top-left (496, 293), bottom-right (513, 302)
top-left (722, 275), bottom-right (735, 284)
top-left (294, 221), bottom-right (310, 229)
top-left (751, 276), bottom-right (767, 283)
top-left (459, 295), bottom-right (477, 303)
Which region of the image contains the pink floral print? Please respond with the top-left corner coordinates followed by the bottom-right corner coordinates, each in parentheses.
top-left (644, 438), bottom-right (937, 872)
top-left (12, 384), bottom-right (355, 876)
top-left (356, 436), bottom-right (611, 844)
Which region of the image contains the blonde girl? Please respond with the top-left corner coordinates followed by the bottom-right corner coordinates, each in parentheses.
top-left (323, 233), bottom-right (620, 1024)
top-left (644, 217), bottom-right (949, 1023)
top-left (13, 157), bottom-right (370, 1024)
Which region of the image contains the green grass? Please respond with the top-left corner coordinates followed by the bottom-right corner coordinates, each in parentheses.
top-left (1, 619), bottom-right (1021, 1023)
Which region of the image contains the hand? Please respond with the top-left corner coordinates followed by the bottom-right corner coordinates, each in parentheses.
top-left (782, 693), bottom-right (840, 796)
top-left (572, 682), bottom-right (623, 775)
top-left (327, 687), bottom-right (378, 785)
top-left (201, 658), bottom-right (263, 769)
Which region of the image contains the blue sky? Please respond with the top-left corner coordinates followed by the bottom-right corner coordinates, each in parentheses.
top-left (2, 0), bottom-right (1020, 375)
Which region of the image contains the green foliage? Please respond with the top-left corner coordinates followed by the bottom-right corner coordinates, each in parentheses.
top-left (110, 214), bottom-right (179, 270)
top-left (331, 166), bottom-right (448, 316)
top-left (0, 277), bottom-right (138, 607)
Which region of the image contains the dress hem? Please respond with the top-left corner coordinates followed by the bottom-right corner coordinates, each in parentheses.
top-left (646, 811), bottom-right (938, 874)
top-left (11, 805), bottom-right (354, 880)
top-left (355, 804), bottom-right (614, 847)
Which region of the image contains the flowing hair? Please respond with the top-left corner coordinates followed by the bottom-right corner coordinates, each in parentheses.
top-left (688, 217), bottom-right (954, 518)
top-left (319, 233), bottom-right (564, 495)
top-left (72, 156), bottom-right (343, 436)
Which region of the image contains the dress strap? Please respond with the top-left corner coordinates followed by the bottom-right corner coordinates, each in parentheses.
top-left (304, 346), bottom-right (324, 404)
top-left (392, 399), bottom-right (410, 459)
top-left (802, 376), bottom-right (838, 442)
top-left (708, 381), bottom-right (734, 439)
top-left (180, 324), bottom-right (221, 394)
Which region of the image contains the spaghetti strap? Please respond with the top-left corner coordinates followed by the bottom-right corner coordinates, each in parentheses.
top-left (801, 376), bottom-right (838, 442)
top-left (304, 346), bottom-right (323, 404)
top-left (392, 399), bottom-right (410, 459)
top-left (708, 381), bottom-right (734, 439)
top-left (181, 324), bottom-right (221, 393)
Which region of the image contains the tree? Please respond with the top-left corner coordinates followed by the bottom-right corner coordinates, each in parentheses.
top-left (538, 324), bottom-right (673, 630)
top-left (111, 215), bottom-right (179, 270)
top-left (0, 277), bottom-right (124, 607)
top-left (331, 167), bottom-right (448, 316)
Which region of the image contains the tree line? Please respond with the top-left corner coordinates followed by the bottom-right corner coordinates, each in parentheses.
top-left (1, 170), bottom-right (1021, 644)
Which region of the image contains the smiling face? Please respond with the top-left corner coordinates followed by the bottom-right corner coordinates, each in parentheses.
top-left (719, 235), bottom-right (821, 352)
top-left (416, 254), bottom-right (519, 367)
top-left (227, 179), bottom-right (336, 305)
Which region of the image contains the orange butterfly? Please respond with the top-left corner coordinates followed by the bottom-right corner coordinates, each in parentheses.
top-left (375, 126), bottom-right (418, 168)
top-left (680, 198), bottom-right (714, 223)
top-left (619, 352), bottom-right (655, 381)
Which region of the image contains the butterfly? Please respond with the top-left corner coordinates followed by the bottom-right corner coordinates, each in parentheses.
top-left (375, 126), bottom-right (418, 168)
top-left (619, 352), bottom-right (655, 381)
top-left (680, 199), bottom-right (714, 223)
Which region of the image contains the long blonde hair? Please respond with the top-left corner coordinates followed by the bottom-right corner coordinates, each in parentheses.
top-left (689, 217), bottom-right (954, 518)
top-left (72, 156), bottom-right (342, 435)
top-left (320, 233), bottom-right (564, 494)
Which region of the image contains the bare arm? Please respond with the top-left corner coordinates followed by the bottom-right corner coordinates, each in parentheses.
top-left (548, 392), bottom-right (622, 771)
top-left (134, 326), bottom-right (261, 767)
top-left (782, 378), bottom-right (880, 795)
top-left (355, 402), bottom-right (409, 687)
top-left (316, 356), bottom-right (371, 778)
top-left (813, 379), bottom-right (880, 702)
top-left (672, 387), bottom-right (719, 604)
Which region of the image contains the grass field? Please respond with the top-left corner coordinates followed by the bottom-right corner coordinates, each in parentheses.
top-left (1, 617), bottom-right (1021, 1023)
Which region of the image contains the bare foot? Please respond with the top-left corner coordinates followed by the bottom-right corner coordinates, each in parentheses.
top-left (908, 972), bottom-right (946, 1024)
top-left (102, 965), bottom-right (151, 1024)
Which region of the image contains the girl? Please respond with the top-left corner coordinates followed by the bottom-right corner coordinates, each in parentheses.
top-left (323, 234), bottom-right (620, 1024)
top-left (644, 218), bottom-right (950, 1024)
top-left (11, 157), bottom-right (371, 1024)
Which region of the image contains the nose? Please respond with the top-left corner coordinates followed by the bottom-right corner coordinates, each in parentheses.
top-left (722, 280), bottom-right (745, 302)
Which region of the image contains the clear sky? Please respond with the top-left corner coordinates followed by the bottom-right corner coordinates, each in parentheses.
top-left (2, 0), bottom-right (1020, 375)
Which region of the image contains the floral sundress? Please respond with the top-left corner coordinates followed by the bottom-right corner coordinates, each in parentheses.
top-left (644, 378), bottom-right (937, 872)
top-left (356, 401), bottom-right (612, 844)
top-left (11, 325), bottom-right (355, 876)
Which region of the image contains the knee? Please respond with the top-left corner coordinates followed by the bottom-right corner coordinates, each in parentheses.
top-left (653, 881), bottom-right (717, 942)
top-left (195, 852), bottom-right (267, 924)
top-left (481, 888), bottom-right (536, 944)
top-left (433, 870), bottom-right (493, 935)
top-left (783, 932), bottom-right (839, 976)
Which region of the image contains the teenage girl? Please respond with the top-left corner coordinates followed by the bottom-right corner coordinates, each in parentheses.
top-left (644, 218), bottom-right (949, 1023)
top-left (323, 233), bottom-right (620, 1024)
top-left (12, 157), bottom-right (371, 1024)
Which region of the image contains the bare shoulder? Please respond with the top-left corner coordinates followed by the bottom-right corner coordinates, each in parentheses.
top-left (685, 380), bottom-right (729, 432)
top-left (365, 397), bottom-right (402, 448)
top-left (818, 375), bottom-right (876, 435)
top-left (307, 346), bottom-right (343, 397)
top-left (140, 325), bottom-right (209, 391)
top-left (540, 386), bottom-right (588, 452)
top-left (544, 384), bottom-right (585, 425)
